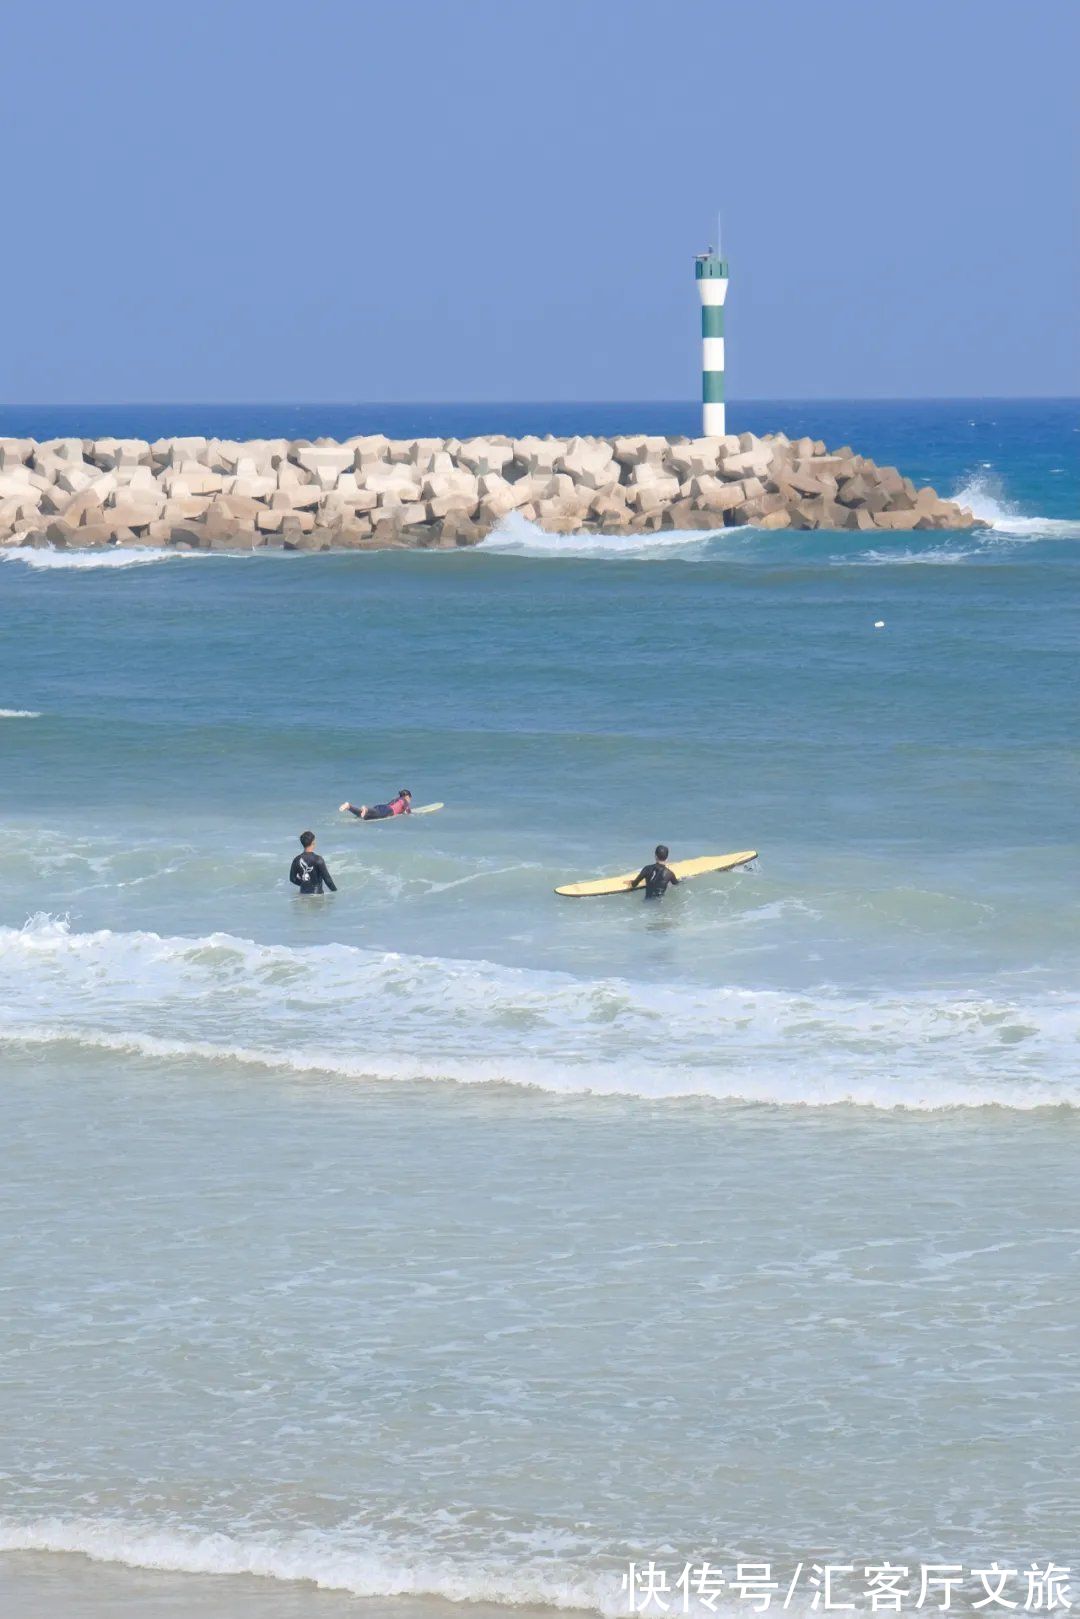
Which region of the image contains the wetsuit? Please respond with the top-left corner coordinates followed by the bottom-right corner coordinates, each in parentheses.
top-left (289, 852), bottom-right (338, 895)
top-left (630, 861), bottom-right (679, 899)
top-left (350, 795), bottom-right (411, 821)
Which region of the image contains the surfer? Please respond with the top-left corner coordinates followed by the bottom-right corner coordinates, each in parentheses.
top-left (289, 831), bottom-right (338, 895)
top-left (339, 788), bottom-right (412, 821)
top-left (629, 844), bottom-right (680, 900)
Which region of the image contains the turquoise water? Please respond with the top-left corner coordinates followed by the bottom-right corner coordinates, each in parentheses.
top-left (0, 402), bottom-right (1077, 1616)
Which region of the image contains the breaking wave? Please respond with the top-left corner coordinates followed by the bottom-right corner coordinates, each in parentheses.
top-left (479, 512), bottom-right (721, 559)
top-left (950, 472), bottom-right (1080, 539)
top-left (2, 916), bottom-right (1076, 1112)
top-left (478, 490), bottom-right (1080, 566)
top-left (0, 1516), bottom-right (626, 1615)
top-left (0, 544), bottom-right (190, 570)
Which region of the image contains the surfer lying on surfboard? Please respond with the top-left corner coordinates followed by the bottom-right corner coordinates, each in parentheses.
top-left (339, 788), bottom-right (412, 821)
top-left (629, 844), bottom-right (680, 900)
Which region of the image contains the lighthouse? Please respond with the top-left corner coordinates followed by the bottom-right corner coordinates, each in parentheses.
top-left (695, 237), bottom-right (729, 437)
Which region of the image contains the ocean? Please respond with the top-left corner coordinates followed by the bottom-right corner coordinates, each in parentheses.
top-left (1, 399), bottom-right (1077, 1619)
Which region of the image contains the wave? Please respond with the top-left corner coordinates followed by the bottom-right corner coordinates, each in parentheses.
top-left (478, 512), bottom-right (721, 559)
top-left (2, 916), bottom-right (1076, 1113)
top-left (0, 707), bottom-right (41, 717)
top-left (950, 472), bottom-right (1080, 539)
top-left (842, 545), bottom-right (982, 567)
top-left (0, 544), bottom-right (200, 570)
top-left (478, 496), bottom-right (1080, 567)
top-left (0, 1516), bottom-right (625, 1616)
top-left (478, 516), bottom-right (961, 566)
top-left (481, 522), bottom-right (1069, 569)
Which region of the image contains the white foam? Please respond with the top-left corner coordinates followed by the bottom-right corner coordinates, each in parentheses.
top-left (844, 546), bottom-right (982, 567)
top-left (0, 1516), bottom-right (627, 1616)
top-left (839, 468), bottom-right (1080, 563)
top-left (478, 490), bottom-right (1080, 564)
top-left (0, 544), bottom-right (189, 570)
top-left (0, 707), bottom-right (41, 717)
top-left (478, 512), bottom-right (720, 559)
top-left (950, 472), bottom-right (1080, 539)
top-left (1, 917), bottom-right (1076, 1113)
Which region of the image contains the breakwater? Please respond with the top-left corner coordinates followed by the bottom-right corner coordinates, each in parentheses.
top-left (0, 432), bottom-right (979, 550)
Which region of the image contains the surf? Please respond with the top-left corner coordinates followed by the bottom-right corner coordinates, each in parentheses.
top-left (2, 917), bottom-right (1077, 1113)
top-left (477, 511), bottom-right (725, 559)
top-left (474, 501), bottom-right (1079, 568)
top-left (949, 470), bottom-right (1080, 540)
top-left (0, 1515), bottom-right (626, 1616)
top-left (0, 544), bottom-right (196, 570)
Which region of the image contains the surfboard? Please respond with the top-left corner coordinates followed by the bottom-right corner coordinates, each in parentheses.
top-left (555, 850), bottom-right (757, 898)
top-left (341, 802), bottom-right (444, 819)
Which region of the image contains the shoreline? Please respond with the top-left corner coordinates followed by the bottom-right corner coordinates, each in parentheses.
top-left (0, 431), bottom-right (979, 554)
top-left (0, 1548), bottom-right (590, 1619)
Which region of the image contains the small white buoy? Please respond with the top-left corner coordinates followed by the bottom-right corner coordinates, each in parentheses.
top-left (874, 620), bottom-right (885, 629)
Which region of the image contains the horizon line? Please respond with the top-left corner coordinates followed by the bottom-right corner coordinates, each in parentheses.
top-left (2, 395), bottom-right (1077, 409)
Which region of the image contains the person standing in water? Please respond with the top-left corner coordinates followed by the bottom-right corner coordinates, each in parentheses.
top-left (289, 831), bottom-right (338, 895)
top-left (629, 844), bottom-right (680, 899)
top-left (339, 788), bottom-right (412, 821)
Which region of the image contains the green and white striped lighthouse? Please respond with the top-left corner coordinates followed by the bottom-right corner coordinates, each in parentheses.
top-left (695, 239), bottom-right (729, 437)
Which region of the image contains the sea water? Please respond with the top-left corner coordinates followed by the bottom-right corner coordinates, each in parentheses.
top-left (0, 400), bottom-right (1077, 1618)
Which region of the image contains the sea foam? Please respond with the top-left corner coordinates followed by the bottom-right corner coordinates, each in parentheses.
top-left (479, 495), bottom-right (1080, 565)
top-left (0, 545), bottom-right (190, 570)
top-left (2, 916), bottom-right (1076, 1113)
top-left (0, 1515), bottom-right (628, 1616)
top-left (950, 472), bottom-right (1080, 539)
top-left (479, 512), bottom-right (722, 559)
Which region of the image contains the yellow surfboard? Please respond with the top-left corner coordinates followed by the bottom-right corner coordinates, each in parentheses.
top-left (555, 850), bottom-right (757, 898)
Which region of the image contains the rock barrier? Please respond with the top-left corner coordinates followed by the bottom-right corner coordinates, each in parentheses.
top-left (0, 432), bottom-right (980, 551)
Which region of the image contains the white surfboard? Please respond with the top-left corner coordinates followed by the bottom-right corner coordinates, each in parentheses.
top-left (340, 802), bottom-right (444, 819)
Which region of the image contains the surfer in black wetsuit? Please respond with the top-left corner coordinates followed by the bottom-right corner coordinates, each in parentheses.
top-left (289, 831), bottom-right (338, 896)
top-left (629, 844), bottom-right (680, 899)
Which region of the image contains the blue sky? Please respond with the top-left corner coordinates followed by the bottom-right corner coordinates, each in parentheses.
top-left (1, 0), bottom-right (1076, 402)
